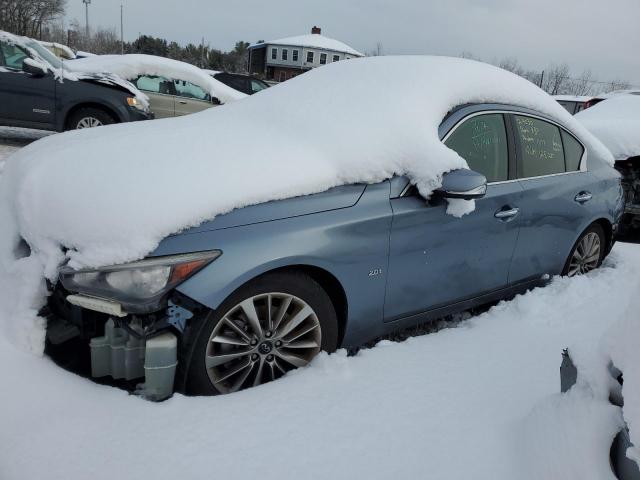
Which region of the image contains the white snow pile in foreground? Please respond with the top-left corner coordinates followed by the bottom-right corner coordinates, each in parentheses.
top-left (1, 243), bottom-right (639, 480)
top-left (576, 95), bottom-right (640, 160)
top-left (67, 54), bottom-right (246, 104)
top-left (0, 56), bottom-right (612, 350)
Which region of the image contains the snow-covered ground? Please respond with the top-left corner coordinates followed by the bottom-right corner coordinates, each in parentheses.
top-left (0, 242), bottom-right (638, 480)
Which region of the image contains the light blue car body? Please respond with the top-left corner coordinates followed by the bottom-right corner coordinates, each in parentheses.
top-left (150, 103), bottom-right (624, 347)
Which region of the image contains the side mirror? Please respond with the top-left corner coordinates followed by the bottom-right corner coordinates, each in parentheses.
top-left (23, 58), bottom-right (47, 77)
top-left (437, 169), bottom-right (487, 200)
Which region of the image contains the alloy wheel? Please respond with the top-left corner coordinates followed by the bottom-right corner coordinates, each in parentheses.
top-left (205, 293), bottom-right (322, 393)
top-left (76, 117), bottom-right (103, 129)
top-left (567, 232), bottom-right (601, 277)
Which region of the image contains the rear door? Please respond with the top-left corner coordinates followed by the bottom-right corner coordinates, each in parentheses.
top-left (384, 112), bottom-right (524, 321)
top-left (173, 80), bottom-right (214, 116)
top-left (0, 41), bottom-right (56, 127)
top-left (135, 75), bottom-right (175, 118)
top-left (508, 113), bottom-right (592, 281)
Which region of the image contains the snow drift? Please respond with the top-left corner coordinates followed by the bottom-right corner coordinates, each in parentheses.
top-left (576, 95), bottom-right (640, 161)
top-left (67, 54), bottom-right (246, 104)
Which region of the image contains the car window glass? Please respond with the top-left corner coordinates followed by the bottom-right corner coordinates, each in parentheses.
top-left (562, 131), bottom-right (584, 171)
top-left (444, 113), bottom-right (509, 183)
top-left (0, 42), bottom-right (28, 70)
top-left (250, 79), bottom-right (268, 93)
top-left (136, 75), bottom-right (174, 95)
top-left (514, 115), bottom-right (565, 177)
top-left (174, 79), bottom-right (211, 101)
top-left (557, 101), bottom-right (575, 114)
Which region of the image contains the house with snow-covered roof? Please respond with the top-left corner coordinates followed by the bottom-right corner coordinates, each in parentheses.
top-left (248, 26), bottom-right (364, 82)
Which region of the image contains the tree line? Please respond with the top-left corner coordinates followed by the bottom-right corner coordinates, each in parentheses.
top-left (0, 1), bottom-right (634, 91)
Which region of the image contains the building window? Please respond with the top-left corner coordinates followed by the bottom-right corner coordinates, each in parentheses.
top-left (306, 51), bottom-right (314, 63)
top-left (271, 48), bottom-right (277, 60)
top-left (319, 53), bottom-right (327, 65)
top-left (282, 49), bottom-right (288, 61)
top-left (292, 50), bottom-right (299, 62)
top-left (333, 54), bottom-right (340, 62)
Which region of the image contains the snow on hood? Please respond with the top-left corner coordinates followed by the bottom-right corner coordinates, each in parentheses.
top-left (576, 95), bottom-right (640, 160)
top-left (67, 54), bottom-right (246, 104)
top-left (0, 56), bottom-right (611, 275)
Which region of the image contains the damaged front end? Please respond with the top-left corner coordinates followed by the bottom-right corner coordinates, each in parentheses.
top-left (615, 156), bottom-right (640, 233)
top-left (44, 251), bottom-right (221, 400)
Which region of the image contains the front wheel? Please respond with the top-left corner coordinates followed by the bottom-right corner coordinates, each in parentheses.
top-left (66, 108), bottom-right (115, 130)
top-left (180, 272), bottom-right (339, 395)
top-left (562, 224), bottom-right (606, 277)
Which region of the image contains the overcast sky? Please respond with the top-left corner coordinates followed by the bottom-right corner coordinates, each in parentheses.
top-left (67, 0), bottom-right (640, 86)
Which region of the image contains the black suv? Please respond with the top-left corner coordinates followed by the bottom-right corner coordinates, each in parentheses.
top-left (0, 33), bottom-right (152, 131)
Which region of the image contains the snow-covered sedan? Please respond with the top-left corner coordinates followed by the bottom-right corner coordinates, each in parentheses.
top-left (3, 56), bottom-right (623, 399)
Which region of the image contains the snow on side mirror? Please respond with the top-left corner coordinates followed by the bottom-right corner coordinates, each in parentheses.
top-left (23, 58), bottom-right (48, 77)
top-left (437, 169), bottom-right (487, 200)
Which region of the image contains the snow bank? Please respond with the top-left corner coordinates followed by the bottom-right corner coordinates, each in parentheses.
top-left (1, 242), bottom-right (639, 480)
top-left (67, 54), bottom-right (246, 104)
top-left (576, 95), bottom-right (640, 160)
top-left (0, 55), bottom-right (612, 347)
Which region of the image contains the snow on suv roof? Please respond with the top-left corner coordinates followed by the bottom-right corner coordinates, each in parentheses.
top-left (0, 55), bottom-right (610, 274)
top-left (253, 34), bottom-right (363, 56)
top-left (553, 95), bottom-right (592, 102)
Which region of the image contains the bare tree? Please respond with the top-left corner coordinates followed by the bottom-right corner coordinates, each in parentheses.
top-left (568, 69), bottom-right (593, 96)
top-left (367, 42), bottom-right (384, 57)
top-left (0, 0), bottom-right (66, 38)
top-left (541, 63), bottom-right (570, 95)
top-left (605, 79), bottom-right (631, 93)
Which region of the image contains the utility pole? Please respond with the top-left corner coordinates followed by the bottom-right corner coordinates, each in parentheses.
top-left (82, 0), bottom-right (92, 38)
top-left (538, 70), bottom-right (544, 88)
top-left (120, 4), bottom-right (124, 54)
top-left (201, 37), bottom-right (205, 68)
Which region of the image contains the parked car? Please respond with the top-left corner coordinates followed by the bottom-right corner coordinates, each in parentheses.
top-left (0, 31), bottom-right (152, 131)
top-left (44, 98), bottom-right (623, 397)
top-left (576, 95), bottom-right (640, 233)
top-left (554, 95), bottom-right (594, 115)
top-left (67, 54), bottom-right (246, 119)
top-left (207, 71), bottom-right (270, 95)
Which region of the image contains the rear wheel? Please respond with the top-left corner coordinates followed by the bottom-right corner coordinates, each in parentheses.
top-left (180, 272), bottom-right (339, 395)
top-left (66, 108), bottom-right (115, 130)
top-left (562, 224), bottom-right (605, 277)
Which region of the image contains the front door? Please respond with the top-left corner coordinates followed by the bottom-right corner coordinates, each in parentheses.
top-left (173, 79), bottom-right (214, 116)
top-left (384, 112), bottom-right (522, 321)
top-left (135, 75), bottom-right (175, 118)
top-left (0, 41), bottom-right (55, 127)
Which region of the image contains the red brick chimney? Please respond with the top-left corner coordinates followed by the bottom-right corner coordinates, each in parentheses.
top-left (311, 26), bottom-right (321, 35)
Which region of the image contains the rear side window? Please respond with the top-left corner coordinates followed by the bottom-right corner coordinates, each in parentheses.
top-left (444, 113), bottom-right (509, 182)
top-left (174, 79), bottom-right (210, 101)
top-left (514, 116), bottom-right (565, 178)
top-left (562, 131), bottom-right (584, 171)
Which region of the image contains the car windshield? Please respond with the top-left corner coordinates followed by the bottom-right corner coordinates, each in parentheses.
top-left (25, 40), bottom-right (63, 69)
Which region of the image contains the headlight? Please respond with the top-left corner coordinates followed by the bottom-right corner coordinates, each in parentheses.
top-left (126, 96), bottom-right (146, 111)
top-left (59, 250), bottom-right (221, 307)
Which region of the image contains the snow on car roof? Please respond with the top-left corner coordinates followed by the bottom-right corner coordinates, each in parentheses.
top-left (576, 94), bottom-right (640, 161)
top-left (253, 33), bottom-right (364, 56)
top-left (67, 54), bottom-right (246, 104)
top-left (0, 55), bottom-right (611, 275)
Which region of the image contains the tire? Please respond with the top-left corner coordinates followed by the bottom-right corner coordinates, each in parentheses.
top-left (179, 271), bottom-right (339, 395)
top-left (562, 223), bottom-right (606, 277)
top-left (66, 107), bottom-right (115, 130)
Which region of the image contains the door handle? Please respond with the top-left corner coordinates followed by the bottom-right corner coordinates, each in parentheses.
top-left (178, 100), bottom-right (188, 104)
top-left (494, 207), bottom-right (520, 220)
top-left (574, 191), bottom-right (593, 203)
